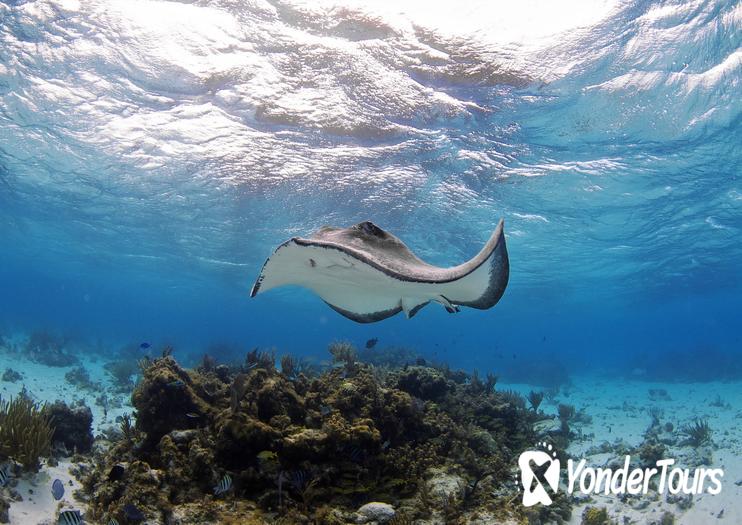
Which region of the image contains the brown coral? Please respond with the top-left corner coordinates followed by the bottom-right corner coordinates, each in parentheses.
top-left (85, 353), bottom-right (562, 524)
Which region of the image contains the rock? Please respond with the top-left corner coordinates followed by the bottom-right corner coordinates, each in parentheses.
top-left (169, 429), bottom-right (197, 445)
top-left (355, 502), bottom-right (395, 524)
top-left (132, 356), bottom-right (212, 449)
top-left (214, 365), bottom-right (231, 383)
top-left (533, 417), bottom-right (561, 435)
top-left (426, 467), bottom-right (466, 501)
top-left (1, 369), bottom-right (22, 382)
top-left (395, 366), bottom-right (450, 400)
top-left (46, 400), bottom-right (94, 453)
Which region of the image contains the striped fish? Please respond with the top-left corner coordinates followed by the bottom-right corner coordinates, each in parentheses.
top-left (0, 465), bottom-right (9, 486)
top-left (58, 510), bottom-right (83, 525)
top-left (107, 519), bottom-right (119, 525)
top-left (213, 473), bottom-right (232, 496)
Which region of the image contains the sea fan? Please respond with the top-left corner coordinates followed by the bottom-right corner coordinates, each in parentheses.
top-left (681, 419), bottom-right (712, 447)
top-left (527, 390), bottom-right (544, 411)
top-left (0, 395), bottom-right (54, 470)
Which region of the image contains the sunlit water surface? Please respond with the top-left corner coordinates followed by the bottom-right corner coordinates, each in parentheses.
top-left (1, 0), bottom-right (740, 378)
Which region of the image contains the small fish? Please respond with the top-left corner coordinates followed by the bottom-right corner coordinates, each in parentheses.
top-left (319, 405), bottom-right (331, 417)
top-left (58, 510), bottom-right (83, 525)
top-left (365, 338), bottom-right (378, 349)
top-left (380, 440), bottom-right (390, 450)
top-left (108, 519), bottom-right (119, 525)
top-left (213, 473), bottom-right (233, 496)
top-left (139, 342), bottom-right (151, 350)
top-left (122, 503), bottom-right (145, 522)
top-left (51, 478), bottom-right (64, 500)
top-left (108, 464), bottom-right (125, 481)
top-left (185, 412), bottom-right (199, 419)
top-left (0, 464), bottom-right (10, 486)
top-left (165, 380), bottom-right (185, 388)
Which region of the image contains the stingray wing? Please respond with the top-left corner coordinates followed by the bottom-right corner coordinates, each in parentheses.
top-left (250, 219), bottom-right (509, 322)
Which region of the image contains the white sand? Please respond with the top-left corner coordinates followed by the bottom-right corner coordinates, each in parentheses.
top-left (0, 332), bottom-right (134, 524)
top-left (507, 377), bottom-right (742, 525)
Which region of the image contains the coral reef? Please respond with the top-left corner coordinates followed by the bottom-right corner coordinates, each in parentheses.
top-left (64, 366), bottom-right (102, 392)
top-left (24, 331), bottom-right (78, 367)
top-left (0, 395), bottom-right (54, 470)
top-left (1, 369), bottom-right (22, 382)
top-left (356, 346), bottom-right (421, 368)
top-left (81, 347), bottom-right (565, 524)
top-left (46, 400), bottom-right (94, 453)
top-left (581, 505), bottom-right (609, 525)
top-left (104, 359), bottom-right (139, 392)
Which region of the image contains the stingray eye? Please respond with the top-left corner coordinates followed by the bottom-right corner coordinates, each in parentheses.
top-left (358, 221), bottom-right (383, 237)
top-left (308, 258), bottom-right (316, 268)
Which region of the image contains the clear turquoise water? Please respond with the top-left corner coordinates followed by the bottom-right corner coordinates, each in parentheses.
top-left (0, 0), bottom-right (740, 383)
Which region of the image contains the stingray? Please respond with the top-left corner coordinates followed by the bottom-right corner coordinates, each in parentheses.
top-left (250, 219), bottom-right (509, 323)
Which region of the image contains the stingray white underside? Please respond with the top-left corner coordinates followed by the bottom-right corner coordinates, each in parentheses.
top-left (251, 241), bottom-right (498, 322)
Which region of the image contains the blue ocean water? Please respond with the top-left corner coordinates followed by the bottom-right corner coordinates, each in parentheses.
top-left (0, 0), bottom-right (739, 385)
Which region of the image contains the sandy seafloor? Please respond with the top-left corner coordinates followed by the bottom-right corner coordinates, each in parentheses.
top-left (0, 333), bottom-right (133, 525)
top-left (0, 334), bottom-right (739, 524)
top-left (507, 379), bottom-right (742, 525)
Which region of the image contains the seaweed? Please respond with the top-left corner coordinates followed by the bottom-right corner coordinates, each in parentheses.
top-left (280, 355), bottom-right (297, 380)
top-left (246, 347), bottom-right (276, 372)
top-left (0, 395), bottom-right (54, 470)
top-left (484, 372), bottom-right (497, 393)
top-left (328, 341), bottom-right (357, 369)
top-left (200, 353), bottom-right (217, 373)
top-left (680, 419), bottom-right (712, 447)
top-left (649, 407), bottom-right (663, 427)
top-left (558, 403), bottom-right (576, 435)
top-left (527, 390), bottom-right (544, 411)
top-left (119, 413), bottom-right (136, 444)
top-left (287, 469), bottom-right (319, 513)
top-left (104, 359), bottom-right (139, 390)
top-left (137, 356), bottom-right (152, 374)
top-left (500, 389), bottom-right (526, 410)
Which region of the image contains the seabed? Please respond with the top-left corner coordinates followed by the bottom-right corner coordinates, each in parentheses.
top-left (0, 332), bottom-right (740, 525)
